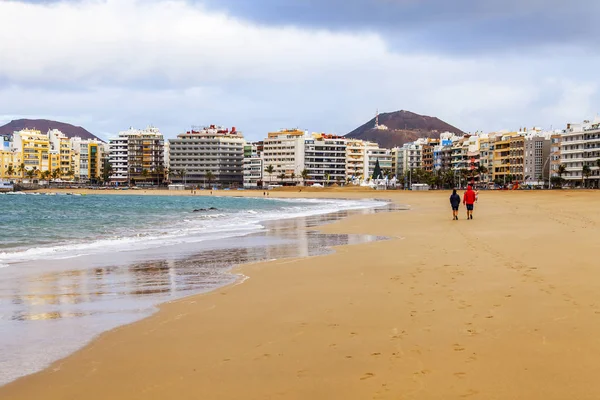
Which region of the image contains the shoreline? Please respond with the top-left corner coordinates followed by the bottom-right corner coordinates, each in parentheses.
top-left (0, 197), bottom-right (393, 387)
top-left (3, 191), bottom-right (600, 399)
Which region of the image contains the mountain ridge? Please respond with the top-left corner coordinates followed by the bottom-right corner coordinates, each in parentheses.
top-left (0, 119), bottom-right (103, 142)
top-left (345, 110), bottom-right (464, 148)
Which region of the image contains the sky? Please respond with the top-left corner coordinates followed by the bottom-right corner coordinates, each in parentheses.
top-left (0, 0), bottom-right (598, 141)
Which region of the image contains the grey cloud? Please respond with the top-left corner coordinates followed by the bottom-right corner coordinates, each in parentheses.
top-left (198, 0), bottom-right (600, 53)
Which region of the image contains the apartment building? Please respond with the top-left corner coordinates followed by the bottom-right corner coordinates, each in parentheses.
top-left (109, 127), bottom-right (164, 184)
top-left (478, 134), bottom-right (494, 183)
top-left (508, 135), bottom-right (525, 182)
top-left (11, 129), bottom-right (50, 174)
top-left (560, 119), bottom-right (600, 186)
top-left (347, 139), bottom-right (390, 181)
top-left (48, 129), bottom-right (73, 177)
top-left (262, 129), bottom-right (306, 185)
top-left (304, 133), bottom-right (346, 185)
top-left (492, 133), bottom-right (512, 182)
top-left (524, 134), bottom-right (550, 184)
top-left (421, 138), bottom-right (439, 172)
top-left (365, 148), bottom-right (392, 179)
top-left (550, 133), bottom-right (562, 180)
top-left (71, 137), bottom-right (105, 182)
top-left (243, 142), bottom-right (263, 188)
top-left (169, 126), bottom-right (244, 187)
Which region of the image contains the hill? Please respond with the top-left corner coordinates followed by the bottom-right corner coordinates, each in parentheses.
top-left (0, 119), bottom-right (103, 142)
top-left (346, 110), bottom-right (464, 148)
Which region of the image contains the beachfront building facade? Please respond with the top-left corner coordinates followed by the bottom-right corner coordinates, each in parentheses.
top-left (169, 126), bottom-right (245, 187)
top-left (262, 129), bottom-right (306, 186)
top-left (508, 135), bottom-right (525, 183)
top-left (70, 137), bottom-right (106, 182)
top-left (550, 133), bottom-right (562, 182)
top-left (304, 133), bottom-right (347, 186)
top-left (109, 127), bottom-right (164, 185)
top-left (478, 134), bottom-right (494, 183)
top-left (48, 129), bottom-right (74, 178)
top-left (243, 142), bottom-right (263, 188)
top-left (365, 147), bottom-right (392, 179)
top-left (346, 139), bottom-right (387, 182)
top-left (524, 134), bottom-right (551, 185)
top-left (560, 119), bottom-right (600, 187)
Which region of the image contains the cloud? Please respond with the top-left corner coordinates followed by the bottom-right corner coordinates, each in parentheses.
top-left (199, 0), bottom-right (600, 54)
top-left (0, 0), bottom-right (598, 141)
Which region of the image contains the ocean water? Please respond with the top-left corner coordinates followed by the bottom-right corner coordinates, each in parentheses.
top-left (0, 194), bottom-right (389, 386)
top-left (0, 194), bottom-right (383, 266)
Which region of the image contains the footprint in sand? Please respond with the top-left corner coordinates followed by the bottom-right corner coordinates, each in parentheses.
top-left (371, 353), bottom-right (381, 356)
top-left (296, 370), bottom-right (308, 378)
top-left (414, 369), bottom-right (431, 375)
top-left (454, 372), bottom-right (467, 379)
top-left (360, 372), bottom-right (375, 380)
top-left (453, 344), bottom-right (465, 351)
top-left (461, 389), bottom-right (480, 398)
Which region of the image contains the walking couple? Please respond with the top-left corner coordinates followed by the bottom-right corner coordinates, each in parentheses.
top-left (450, 185), bottom-right (477, 220)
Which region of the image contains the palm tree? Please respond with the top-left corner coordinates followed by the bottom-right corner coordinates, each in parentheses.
top-left (102, 163), bottom-right (113, 185)
top-left (205, 171), bottom-right (215, 188)
top-left (582, 164), bottom-right (591, 188)
top-left (40, 170), bottom-right (51, 182)
top-left (290, 172), bottom-right (296, 186)
top-left (25, 169), bottom-right (35, 182)
top-left (265, 165), bottom-right (275, 185)
top-left (51, 169), bottom-right (60, 182)
top-left (18, 163), bottom-right (26, 183)
top-left (324, 173), bottom-right (330, 186)
top-left (177, 169), bottom-right (187, 185)
top-left (476, 165), bottom-right (488, 182)
top-left (6, 165), bottom-right (15, 181)
top-left (141, 169), bottom-right (149, 183)
top-left (278, 172), bottom-right (286, 184)
top-left (155, 166), bottom-right (165, 186)
top-left (164, 168), bottom-right (171, 184)
top-left (67, 169), bottom-right (75, 181)
top-left (301, 169), bottom-right (310, 186)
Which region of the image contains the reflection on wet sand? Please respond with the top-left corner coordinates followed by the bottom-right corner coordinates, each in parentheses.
top-left (1, 204), bottom-right (399, 323)
top-left (1, 204), bottom-right (402, 324)
top-left (0, 202), bottom-right (403, 386)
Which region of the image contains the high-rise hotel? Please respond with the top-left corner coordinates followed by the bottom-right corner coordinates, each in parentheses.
top-left (168, 125), bottom-right (245, 187)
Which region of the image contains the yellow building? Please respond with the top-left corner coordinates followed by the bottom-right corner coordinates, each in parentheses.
top-left (7, 129), bottom-right (77, 181)
top-left (490, 131), bottom-right (530, 184)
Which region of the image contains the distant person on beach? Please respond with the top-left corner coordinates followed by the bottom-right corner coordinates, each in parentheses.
top-left (463, 185), bottom-right (476, 220)
top-left (450, 189), bottom-right (461, 220)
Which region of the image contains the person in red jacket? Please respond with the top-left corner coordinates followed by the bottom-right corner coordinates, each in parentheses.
top-left (463, 185), bottom-right (477, 220)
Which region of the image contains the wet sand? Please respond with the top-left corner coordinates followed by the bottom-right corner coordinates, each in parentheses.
top-left (3, 190), bottom-right (600, 399)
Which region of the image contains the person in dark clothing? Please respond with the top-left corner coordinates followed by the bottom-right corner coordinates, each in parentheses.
top-left (450, 189), bottom-right (461, 220)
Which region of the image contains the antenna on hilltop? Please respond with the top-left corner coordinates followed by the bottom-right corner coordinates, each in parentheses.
top-left (375, 109), bottom-right (379, 129)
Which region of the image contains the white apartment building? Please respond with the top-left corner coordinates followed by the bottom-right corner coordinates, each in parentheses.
top-left (48, 129), bottom-right (73, 176)
top-left (304, 133), bottom-right (347, 185)
top-left (109, 126), bottom-right (164, 184)
top-left (393, 141), bottom-right (423, 177)
top-left (365, 147), bottom-right (393, 179)
top-left (560, 119), bottom-right (600, 186)
top-left (243, 142), bottom-right (263, 188)
top-left (262, 129), bottom-right (306, 185)
top-left (169, 125), bottom-right (245, 187)
top-left (346, 139), bottom-right (380, 181)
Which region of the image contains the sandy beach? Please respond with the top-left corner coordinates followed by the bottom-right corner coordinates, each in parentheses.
top-left (3, 189), bottom-right (600, 399)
